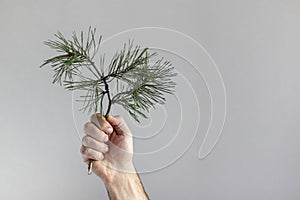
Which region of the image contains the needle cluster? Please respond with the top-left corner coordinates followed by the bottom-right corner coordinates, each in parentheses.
top-left (41, 27), bottom-right (177, 122)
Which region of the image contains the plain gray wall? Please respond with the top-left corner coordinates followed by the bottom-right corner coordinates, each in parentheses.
top-left (0, 0), bottom-right (299, 199)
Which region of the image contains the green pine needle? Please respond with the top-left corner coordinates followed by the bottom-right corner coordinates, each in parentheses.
top-left (40, 27), bottom-right (177, 122)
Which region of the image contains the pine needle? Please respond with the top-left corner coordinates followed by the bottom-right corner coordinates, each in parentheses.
top-left (41, 27), bottom-right (177, 122)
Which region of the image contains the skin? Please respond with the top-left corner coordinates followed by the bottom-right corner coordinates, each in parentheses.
top-left (80, 113), bottom-right (149, 200)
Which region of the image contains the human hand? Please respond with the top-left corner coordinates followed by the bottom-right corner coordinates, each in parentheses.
top-left (80, 114), bottom-right (135, 184)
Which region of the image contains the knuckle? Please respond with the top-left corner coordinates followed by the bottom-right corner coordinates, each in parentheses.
top-left (84, 148), bottom-right (89, 155)
top-left (82, 136), bottom-right (91, 147)
top-left (83, 122), bottom-right (91, 132)
top-left (81, 135), bottom-right (86, 143)
top-left (90, 113), bottom-right (97, 121)
top-left (80, 146), bottom-right (87, 155)
top-left (90, 113), bottom-right (102, 123)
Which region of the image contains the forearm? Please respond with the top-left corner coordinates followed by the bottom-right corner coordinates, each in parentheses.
top-left (105, 171), bottom-right (149, 200)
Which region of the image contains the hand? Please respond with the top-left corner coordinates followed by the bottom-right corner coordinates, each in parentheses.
top-left (80, 113), bottom-right (135, 184)
top-left (80, 113), bottom-right (149, 200)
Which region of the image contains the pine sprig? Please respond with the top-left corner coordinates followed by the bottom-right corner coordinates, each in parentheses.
top-left (106, 42), bottom-right (155, 79)
top-left (41, 27), bottom-right (102, 84)
top-left (41, 27), bottom-right (177, 122)
top-left (111, 58), bottom-right (177, 122)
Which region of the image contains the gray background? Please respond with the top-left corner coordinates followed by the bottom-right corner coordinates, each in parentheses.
top-left (0, 0), bottom-right (299, 199)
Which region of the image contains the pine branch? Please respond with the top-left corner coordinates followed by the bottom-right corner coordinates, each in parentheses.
top-left (40, 27), bottom-right (177, 122)
top-left (111, 57), bottom-right (177, 122)
top-left (40, 27), bottom-right (102, 84)
top-left (106, 41), bottom-right (155, 79)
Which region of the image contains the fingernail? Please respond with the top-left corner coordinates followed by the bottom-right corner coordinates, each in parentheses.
top-left (104, 136), bottom-right (109, 142)
top-left (107, 127), bottom-right (113, 134)
top-left (105, 146), bottom-right (109, 152)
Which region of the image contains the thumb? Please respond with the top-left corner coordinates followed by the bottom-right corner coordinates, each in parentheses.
top-left (107, 115), bottom-right (131, 136)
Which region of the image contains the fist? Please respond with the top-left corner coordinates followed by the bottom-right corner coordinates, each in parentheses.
top-left (80, 114), bottom-right (135, 183)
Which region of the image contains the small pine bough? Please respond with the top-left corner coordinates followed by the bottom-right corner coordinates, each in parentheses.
top-left (40, 27), bottom-right (177, 175)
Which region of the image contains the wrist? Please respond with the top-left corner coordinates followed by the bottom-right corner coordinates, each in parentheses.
top-left (105, 170), bottom-right (148, 200)
top-left (105, 170), bottom-right (136, 190)
top-left (103, 163), bottom-right (136, 185)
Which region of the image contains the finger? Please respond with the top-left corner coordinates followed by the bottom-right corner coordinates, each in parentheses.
top-left (82, 155), bottom-right (99, 165)
top-left (80, 145), bottom-right (104, 161)
top-left (90, 113), bottom-right (113, 135)
top-left (107, 115), bottom-right (131, 136)
top-left (82, 156), bottom-right (106, 174)
top-left (82, 155), bottom-right (91, 165)
top-left (82, 135), bottom-right (109, 153)
top-left (83, 122), bottom-right (109, 142)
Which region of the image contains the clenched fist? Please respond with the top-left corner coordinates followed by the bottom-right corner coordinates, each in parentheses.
top-left (80, 114), bottom-right (135, 184)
